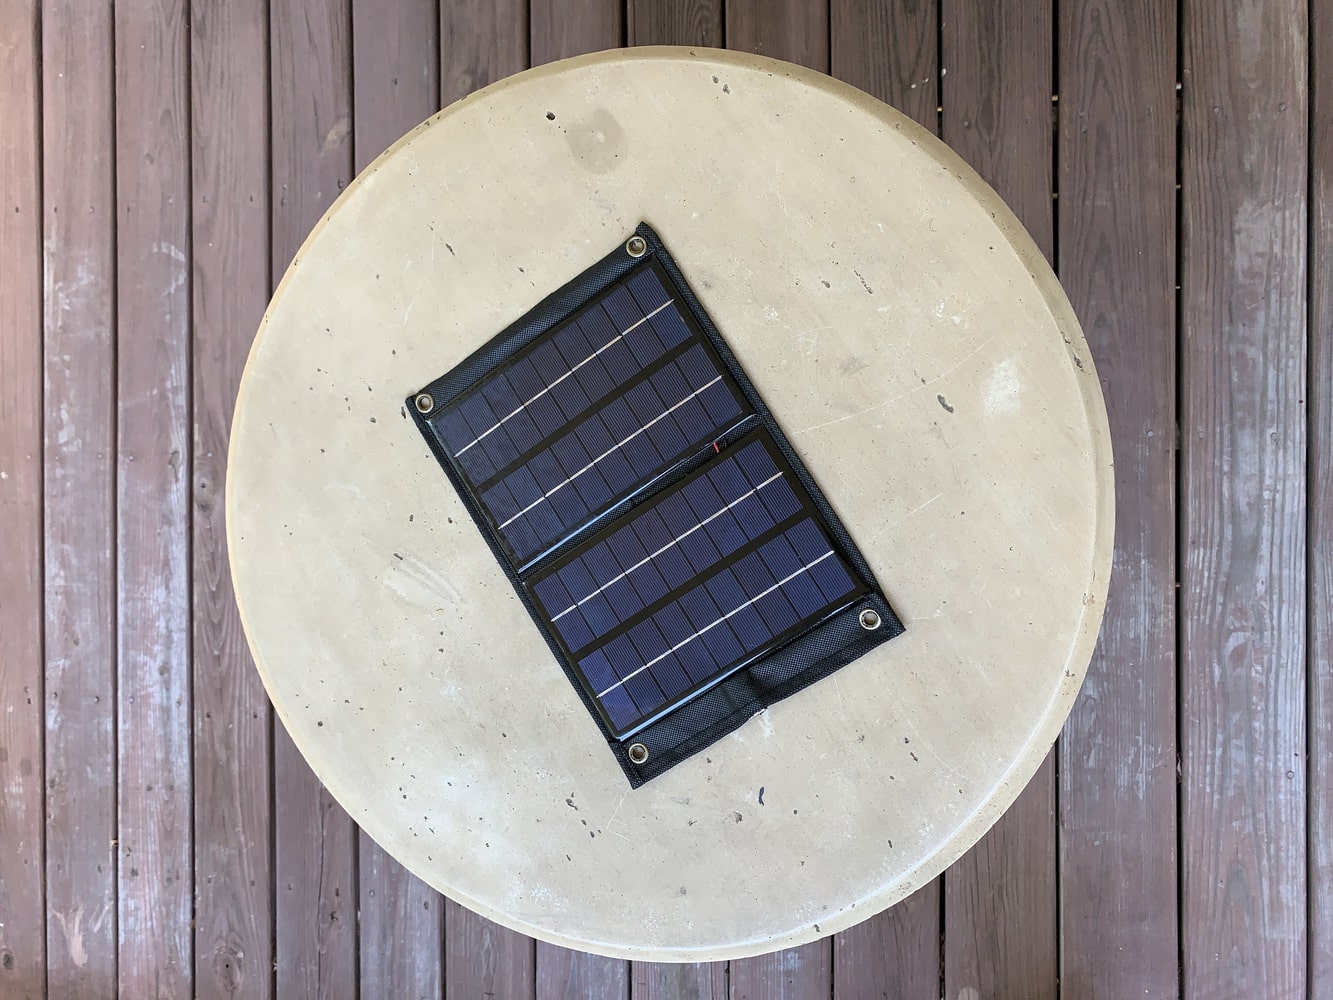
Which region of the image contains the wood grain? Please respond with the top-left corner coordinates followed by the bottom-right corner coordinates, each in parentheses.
top-left (830, 0), bottom-right (938, 127)
top-left (440, 0), bottom-right (528, 106)
top-left (941, 1), bottom-right (1057, 996)
top-left (832, 885), bottom-right (940, 1000)
top-left (531, 0), bottom-right (623, 64)
top-left (1312, 0), bottom-right (1333, 987)
top-left (270, 1), bottom-right (358, 995)
top-left (827, 6), bottom-right (942, 992)
top-left (722, 10), bottom-right (833, 994)
top-left (1055, 0), bottom-right (1181, 996)
top-left (726, 0), bottom-right (828, 72)
top-left (536, 944), bottom-right (629, 1000)
top-left (114, 1), bottom-right (195, 995)
top-left (190, 1), bottom-right (275, 996)
top-left (0, 4), bottom-right (44, 998)
top-left (38, 3), bottom-right (117, 998)
top-left (631, 961), bottom-right (728, 999)
top-left (627, 0), bottom-right (722, 47)
top-left (1180, 0), bottom-right (1309, 996)
top-left (350, 3), bottom-right (446, 997)
top-left (444, 898), bottom-right (535, 1000)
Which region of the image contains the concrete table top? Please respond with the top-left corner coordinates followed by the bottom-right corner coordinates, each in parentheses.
top-left (228, 47), bottom-right (1113, 961)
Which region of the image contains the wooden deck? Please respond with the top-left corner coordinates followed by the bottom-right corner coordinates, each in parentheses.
top-left (0, 0), bottom-right (1327, 996)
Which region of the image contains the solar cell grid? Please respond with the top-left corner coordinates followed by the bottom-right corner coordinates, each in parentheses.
top-left (529, 430), bottom-right (866, 736)
top-left (429, 263), bottom-right (750, 564)
top-left (408, 225), bottom-right (901, 783)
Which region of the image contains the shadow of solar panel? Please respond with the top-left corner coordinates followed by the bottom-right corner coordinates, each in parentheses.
top-left (408, 224), bottom-right (903, 786)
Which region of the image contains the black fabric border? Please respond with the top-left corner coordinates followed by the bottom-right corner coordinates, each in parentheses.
top-left (406, 223), bottom-right (905, 787)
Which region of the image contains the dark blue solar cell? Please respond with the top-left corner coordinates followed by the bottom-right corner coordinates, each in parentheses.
top-left (483, 481), bottom-right (519, 522)
top-left (735, 439), bottom-right (776, 483)
top-left (600, 285), bottom-right (643, 332)
top-left (731, 491), bottom-right (775, 541)
top-left (575, 412), bottom-right (614, 459)
top-left (810, 556), bottom-right (857, 603)
top-left (653, 655), bottom-right (693, 699)
top-left (675, 640), bottom-right (717, 685)
top-left (654, 603), bottom-right (694, 646)
top-left (506, 356), bottom-right (544, 400)
top-left (703, 569), bottom-right (746, 616)
top-left (604, 634), bottom-right (640, 679)
top-left (758, 535), bottom-right (802, 580)
top-left (529, 341), bottom-right (567, 384)
top-left (507, 520), bottom-right (539, 560)
top-left (705, 510), bottom-right (747, 556)
top-left (549, 373), bottom-right (591, 419)
top-left (604, 577), bottom-right (642, 619)
top-left (600, 451), bottom-right (636, 493)
top-left (653, 545), bottom-right (694, 590)
top-left (627, 619), bottom-right (668, 663)
top-left (579, 303), bottom-right (617, 347)
top-left (554, 608), bottom-right (594, 651)
top-left (710, 454), bottom-right (749, 501)
top-left (627, 562), bottom-right (669, 605)
top-left (526, 502), bottom-right (564, 544)
top-left (732, 551), bottom-right (775, 597)
top-left (583, 545), bottom-right (620, 586)
top-left (581, 593), bottom-right (617, 639)
top-left (758, 477), bottom-right (802, 523)
top-left (574, 355), bottom-right (614, 401)
top-left (556, 559), bottom-right (595, 600)
top-left (621, 434), bottom-right (663, 478)
top-left (480, 427), bottom-right (519, 471)
top-left (606, 529), bottom-right (647, 570)
top-left (624, 381), bottom-right (664, 425)
top-left (656, 492), bottom-right (697, 537)
top-left (682, 476), bottom-right (725, 520)
top-left (507, 467), bottom-right (542, 509)
top-left (677, 344), bottom-right (717, 390)
top-left (552, 321), bottom-right (592, 367)
top-left (527, 393), bottom-right (565, 436)
top-left (648, 304), bottom-right (692, 351)
top-left (601, 687), bottom-right (640, 730)
top-left (729, 604), bottom-right (771, 651)
top-left (533, 573), bottom-right (570, 610)
top-left (678, 587), bottom-right (720, 631)
top-left (699, 620), bottom-right (744, 667)
top-left (650, 361), bottom-right (690, 410)
top-left (635, 509), bottom-right (674, 553)
top-left (787, 518), bottom-right (828, 563)
top-left (548, 485), bottom-right (585, 526)
top-left (456, 442), bottom-right (494, 483)
top-left (625, 265), bottom-right (669, 309)
top-left (578, 650), bottom-right (618, 693)
top-left (784, 571), bottom-right (828, 619)
top-left (623, 670), bottom-right (665, 714)
top-left (480, 377), bottom-right (520, 420)
top-left (644, 412), bottom-right (688, 464)
top-left (678, 528), bottom-right (721, 573)
top-left (572, 468), bottom-right (612, 511)
top-left (754, 589), bottom-right (799, 633)
top-left (506, 410), bottom-right (541, 453)
top-left (551, 434), bottom-right (590, 477)
top-left (599, 397), bottom-right (637, 441)
top-left (598, 337), bottom-right (637, 383)
top-left (435, 407), bottom-right (473, 451)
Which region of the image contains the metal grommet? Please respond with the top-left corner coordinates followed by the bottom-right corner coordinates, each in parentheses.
top-left (414, 393), bottom-right (435, 414)
top-left (627, 742), bottom-right (649, 764)
top-left (625, 235), bottom-right (648, 258)
top-left (858, 608), bottom-right (882, 631)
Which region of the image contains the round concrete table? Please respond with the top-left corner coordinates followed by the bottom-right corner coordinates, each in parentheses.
top-left (228, 47), bottom-right (1113, 960)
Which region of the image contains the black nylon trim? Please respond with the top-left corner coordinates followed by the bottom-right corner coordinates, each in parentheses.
top-left (406, 223), bottom-right (905, 787)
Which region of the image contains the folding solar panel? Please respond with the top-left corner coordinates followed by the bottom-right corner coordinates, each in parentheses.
top-left (409, 224), bottom-right (903, 786)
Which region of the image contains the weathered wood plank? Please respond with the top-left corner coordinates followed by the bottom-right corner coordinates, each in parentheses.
top-left (627, 0), bottom-right (721, 47)
top-left (191, 1), bottom-right (275, 996)
top-left (350, 3), bottom-right (446, 997)
top-left (440, 0), bottom-right (527, 106)
top-left (444, 898), bottom-right (535, 1000)
top-left (1055, 0), bottom-right (1180, 995)
top-left (0, 4), bottom-right (44, 998)
top-left (827, 6), bottom-right (941, 994)
top-left (830, 0), bottom-right (937, 127)
top-left (832, 885), bottom-right (939, 1000)
top-left (531, 0), bottom-right (622, 64)
top-left (1180, 0), bottom-right (1309, 996)
top-left (632, 961), bottom-right (728, 1000)
top-left (1312, 0), bottom-right (1333, 987)
top-left (114, 1), bottom-right (195, 994)
top-left (940, 1), bottom-right (1057, 996)
top-left (726, 0), bottom-right (828, 72)
top-left (38, 3), bottom-right (117, 997)
top-left (536, 944), bottom-right (629, 1000)
top-left (722, 7), bottom-right (832, 995)
top-left (270, 1), bottom-right (359, 995)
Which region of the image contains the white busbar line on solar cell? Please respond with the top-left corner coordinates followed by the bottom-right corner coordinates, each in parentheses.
top-left (550, 471), bottom-right (786, 622)
top-left (498, 374), bottom-right (725, 530)
top-left (595, 550), bottom-right (837, 699)
top-left (455, 299), bottom-right (674, 456)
